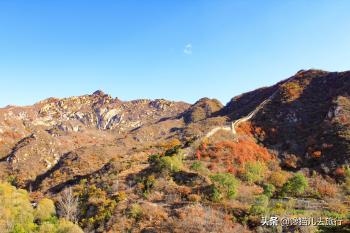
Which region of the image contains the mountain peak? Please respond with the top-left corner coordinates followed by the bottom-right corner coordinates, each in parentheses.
top-left (92, 90), bottom-right (106, 96)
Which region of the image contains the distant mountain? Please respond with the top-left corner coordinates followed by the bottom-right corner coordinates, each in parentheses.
top-left (0, 91), bottom-right (189, 187)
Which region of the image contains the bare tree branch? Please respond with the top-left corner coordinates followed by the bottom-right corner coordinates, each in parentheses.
top-left (57, 187), bottom-right (79, 223)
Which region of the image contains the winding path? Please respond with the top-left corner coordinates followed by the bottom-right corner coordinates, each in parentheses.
top-left (204, 91), bottom-right (277, 139)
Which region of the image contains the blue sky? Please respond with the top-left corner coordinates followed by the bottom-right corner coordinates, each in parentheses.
top-left (0, 1), bottom-right (350, 107)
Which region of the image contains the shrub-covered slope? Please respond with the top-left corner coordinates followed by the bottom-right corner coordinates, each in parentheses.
top-left (222, 70), bottom-right (350, 174)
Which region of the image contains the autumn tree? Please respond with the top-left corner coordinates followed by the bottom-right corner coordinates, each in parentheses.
top-left (35, 198), bottom-right (56, 222)
top-left (281, 173), bottom-right (308, 197)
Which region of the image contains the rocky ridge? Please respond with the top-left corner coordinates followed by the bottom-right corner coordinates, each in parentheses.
top-left (1, 69), bottom-right (350, 188)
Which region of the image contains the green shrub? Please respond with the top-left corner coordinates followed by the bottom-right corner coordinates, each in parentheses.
top-left (345, 166), bottom-right (350, 177)
top-left (209, 173), bottom-right (239, 201)
top-left (344, 166), bottom-right (350, 194)
top-left (190, 161), bottom-right (203, 171)
top-left (240, 161), bottom-right (267, 184)
top-left (35, 198), bottom-right (56, 222)
top-left (129, 203), bottom-right (143, 220)
top-left (148, 154), bottom-right (161, 165)
top-left (6, 175), bottom-right (18, 186)
top-left (37, 218), bottom-right (83, 233)
top-left (77, 183), bottom-right (117, 229)
top-left (149, 153), bottom-right (183, 172)
top-left (210, 186), bottom-right (222, 202)
top-left (159, 155), bottom-right (183, 172)
top-left (250, 195), bottom-right (269, 215)
top-left (345, 178), bottom-right (350, 194)
top-left (164, 145), bottom-right (181, 156)
top-left (56, 219), bottom-right (84, 233)
top-left (281, 173), bottom-right (308, 196)
top-left (138, 175), bottom-right (156, 196)
top-left (190, 161), bottom-right (209, 174)
top-left (263, 184), bottom-right (276, 198)
top-left (0, 183), bottom-right (36, 233)
top-left (0, 182), bottom-right (82, 233)
top-left (38, 222), bottom-right (58, 233)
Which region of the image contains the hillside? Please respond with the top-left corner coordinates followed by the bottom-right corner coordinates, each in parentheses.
top-left (1, 70), bottom-right (350, 233)
top-left (221, 69), bottom-right (350, 174)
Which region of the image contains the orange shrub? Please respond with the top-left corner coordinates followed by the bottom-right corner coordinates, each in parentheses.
top-left (310, 176), bottom-right (338, 198)
top-left (205, 139), bottom-right (273, 173)
top-left (327, 200), bottom-right (348, 215)
top-left (141, 203), bottom-right (168, 221)
top-left (158, 139), bottom-right (182, 150)
top-left (237, 121), bottom-right (254, 136)
top-left (3, 131), bottom-right (22, 139)
top-left (196, 149), bottom-right (201, 160)
top-left (254, 126), bottom-right (266, 141)
top-left (188, 194), bottom-right (201, 202)
top-left (316, 181), bottom-right (337, 198)
top-left (270, 127), bottom-right (277, 134)
top-left (227, 165), bottom-right (235, 174)
top-left (339, 115), bottom-right (349, 124)
top-left (165, 139), bottom-right (182, 149)
top-left (311, 150), bottom-right (322, 158)
top-left (269, 171), bottom-right (289, 188)
top-left (283, 154), bottom-right (298, 168)
top-left (281, 81), bottom-right (304, 102)
top-left (237, 121), bottom-right (267, 140)
top-left (282, 83), bottom-right (300, 99)
top-left (335, 167), bottom-right (345, 177)
top-left (216, 140), bottom-right (271, 162)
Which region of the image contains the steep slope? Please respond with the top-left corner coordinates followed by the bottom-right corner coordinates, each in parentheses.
top-left (221, 69), bottom-right (350, 174)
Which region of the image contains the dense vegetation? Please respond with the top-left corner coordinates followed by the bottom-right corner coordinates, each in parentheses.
top-left (2, 130), bottom-right (350, 232)
top-left (0, 182), bottom-right (82, 233)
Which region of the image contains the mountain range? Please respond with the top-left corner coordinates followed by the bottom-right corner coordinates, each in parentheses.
top-left (1, 69), bottom-right (350, 232)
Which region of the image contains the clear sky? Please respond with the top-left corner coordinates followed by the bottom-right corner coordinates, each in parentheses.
top-left (0, 1), bottom-right (350, 107)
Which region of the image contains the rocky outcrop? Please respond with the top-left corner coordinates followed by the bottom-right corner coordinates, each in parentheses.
top-left (1, 91), bottom-right (190, 133)
top-left (0, 90), bottom-right (190, 185)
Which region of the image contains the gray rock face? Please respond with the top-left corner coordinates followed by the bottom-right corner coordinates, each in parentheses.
top-left (94, 108), bottom-right (122, 130)
top-left (2, 91), bottom-right (190, 133)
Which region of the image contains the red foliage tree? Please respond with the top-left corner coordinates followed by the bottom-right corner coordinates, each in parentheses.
top-left (205, 138), bottom-right (273, 173)
top-left (196, 149), bottom-right (201, 160)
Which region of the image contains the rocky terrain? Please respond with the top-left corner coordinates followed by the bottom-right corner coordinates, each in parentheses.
top-left (1, 69), bottom-right (350, 233)
top-left (0, 90), bottom-right (189, 186)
